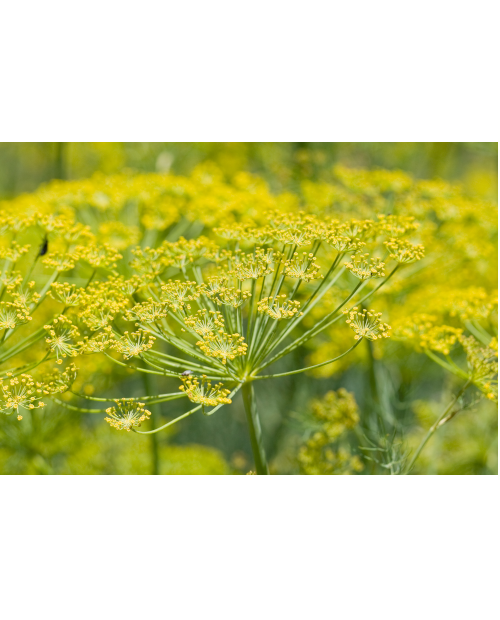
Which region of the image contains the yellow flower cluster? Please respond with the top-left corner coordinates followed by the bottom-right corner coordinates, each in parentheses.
top-left (179, 374), bottom-right (232, 407)
top-left (0, 373), bottom-right (45, 417)
top-left (344, 253), bottom-right (386, 280)
top-left (110, 329), bottom-right (156, 360)
top-left (257, 295), bottom-right (302, 320)
top-left (184, 309), bottom-right (225, 337)
top-left (105, 399), bottom-right (151, 431)
top-left (196, 331), bottom-right (248, 365)
top-left (344, 308), bottom-right (391, 341)
top-left (3, 158), bottom-right (495, 463)
top-left (298, 389), bottom-right (363, 475)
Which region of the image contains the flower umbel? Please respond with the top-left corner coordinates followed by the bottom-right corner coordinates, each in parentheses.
top-left (105, 399), bottom-right (151, 431)
top-left (344, 307), bottom-right (391, 340)
top-left (257, 295), bottom-right (302, 320)
top-left (179, 374), bottom-right (232, 407)
top-left (0, 373), bottom-right (46, 416)
top-left (196, 331), bottom-right (248, 364)
top-left (345, 254), bottom-right (385, 280)
top-left (110, 329), bottom-right (156, 359)
top-left (44, 316), bottom-right (81, 363)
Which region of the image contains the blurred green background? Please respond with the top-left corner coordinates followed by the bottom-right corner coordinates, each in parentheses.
top-left (0, 142), bottom-right (497, 200)
top-left (0, 142), bottom-right (497, 475)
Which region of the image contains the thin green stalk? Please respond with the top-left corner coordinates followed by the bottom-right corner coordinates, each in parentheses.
top-left (53, 398), bottom-right (104, 413)
top-left (251, 320), bottom-right (281, 367)
top-left (425, 350), bottom-right (468, 379)
top-left (270, 259), bottom-right (345, 351)
top-left (245, 275), bottom-right (268, 364)
top-left (366, 337), bottom-right (379, 405)
top-left (352, 265), bottom-right (399, 309)
top-left (22, 248), bottom-right (42, 286)
top-left (251, 279), bottom-right (305, 367)
top-left (254, 340), bottom-right (361, 379)
top-left (0, 353), bottom-right (53, 379)
top-left (142, 373), bottom-right (160, 475)
top-left (241, 382), bottom-right (269, 474)
top-left (259, 281), bottom-right (364, 372)
top-left (404, 379), bottom-right (472, 474)
top-left (247, 245), bottom-right (289, 364)
top-left (246, 278), bottom-right (257, 343)
top-left (146, 349), bottom-right (220, 374)
top-left (0, 328), bottom-right (47, 365)
top-left (150, 316), bottom-right (228, 370)
top-left (254, 244), bottom-right (295, 351)
top-left (69, 389), bottom-right (186, 403)
top-left (464, 320), bottom-right (492, 346)
top-left (104, 352), bottom-right (179, 377)
top-left (265, 264), bottom-right (400, 367)
top-left (135, 405), bottom-right (203, 434)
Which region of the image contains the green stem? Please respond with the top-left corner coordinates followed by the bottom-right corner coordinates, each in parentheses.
top-left (104, 352), bottom-right (180, 377)
top-left (254, 340), bottom-right (361, 379)
top-left (53, 398), bottom-right (103, 413)
top-left (241, 382), bottom-right (269, 475)
top-left (142, 373), bottom-right (160, 475)
top-left (425, 350), bottom-right (468, 379)
top-left (353, 265), bottom-right (399, 309)
top-left (404, 379), bottom-right (472, 474)
top-left (68, 389), bottom-right (185, 403)
top-left (135, 405), bottom-right (202, 434)
top-left (258, 281), bottom-right (364, 371)
top-left (246, 278), bottom-right (257, 343)
top-left (464, 320), bottom-right (491, 346)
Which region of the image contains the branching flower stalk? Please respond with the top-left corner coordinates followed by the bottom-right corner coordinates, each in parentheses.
top-left (82, 210), bottom-right (423, 474)
top-left (395, 312), bottom-right (498, 473)
top-left (1, 204), bottom-right (426, 475)
top-left (404, 379), bottom-right (472, 474)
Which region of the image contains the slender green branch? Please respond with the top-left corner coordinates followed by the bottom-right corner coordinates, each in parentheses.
top-left (134, 405), bottom-right (203, 434)
top-left (404, 379), bottom-right (472, 474)
top-left (104, 352), bottom-right (180, 377)
top-left (53, 398), bottom-right (104, 413)
top-left (241, 382), bottom-right (269, 474)
top-left (254, 340), bottom-right (361, 379)
top-left (0, 328), bottom-right (47, 365)
top-left (352, 265), bottom-right (399, 308)
top-left (142, 372), bottom-right (160, 475)
top-left (258, 281), bottom-right (364, 371)
top-left (146, 349), bottom-right (215, 373)
top-left (69, 389), bottom-right (186, 403)
top-left (464, 320), bottom-right (492, 346)
top-left (425, 350), bottom-right (468, 379)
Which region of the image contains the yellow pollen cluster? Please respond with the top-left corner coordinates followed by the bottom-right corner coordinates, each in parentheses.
top-left (344, 307), bottom-right (391, 340)
top-left (184, 309), bottom-right (225, 337)
top-left (179, 374), bottom-right (232, 407)
top-left (49, 282), bottom-right (85, 307)
top-left (111, 329), bottom-right (156, 359)
top-left (211, 287), bottom-right (252, 308)
top-left (0, 373), bottom-right (46, 416)
top-left (125, 300), bottom-right (168, 324)
top-left (196, 331), bottom-right (248, 364)
top-left (282, 252), bottom-right (322, 282)
top-left (161, 280), bottom-right (199, 312)
top-left (419, 325), bottom-right (463, 355)
top-left (258, 295), bottom-right (302, 320)
top-left (232, 249), bottom-right (275, 280)
top-left (105, 399), bottom-right (151, 431)
top-left (0, 302), bottom-right (32, 330)
top-left (384, 238), bottom-right (425, 263)
top-left (44, 316), bottom-right (81, 363)
top-left (344, 254), bottom-right (386, 280)
top-left (42, 363), bottom-right (78, 395)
